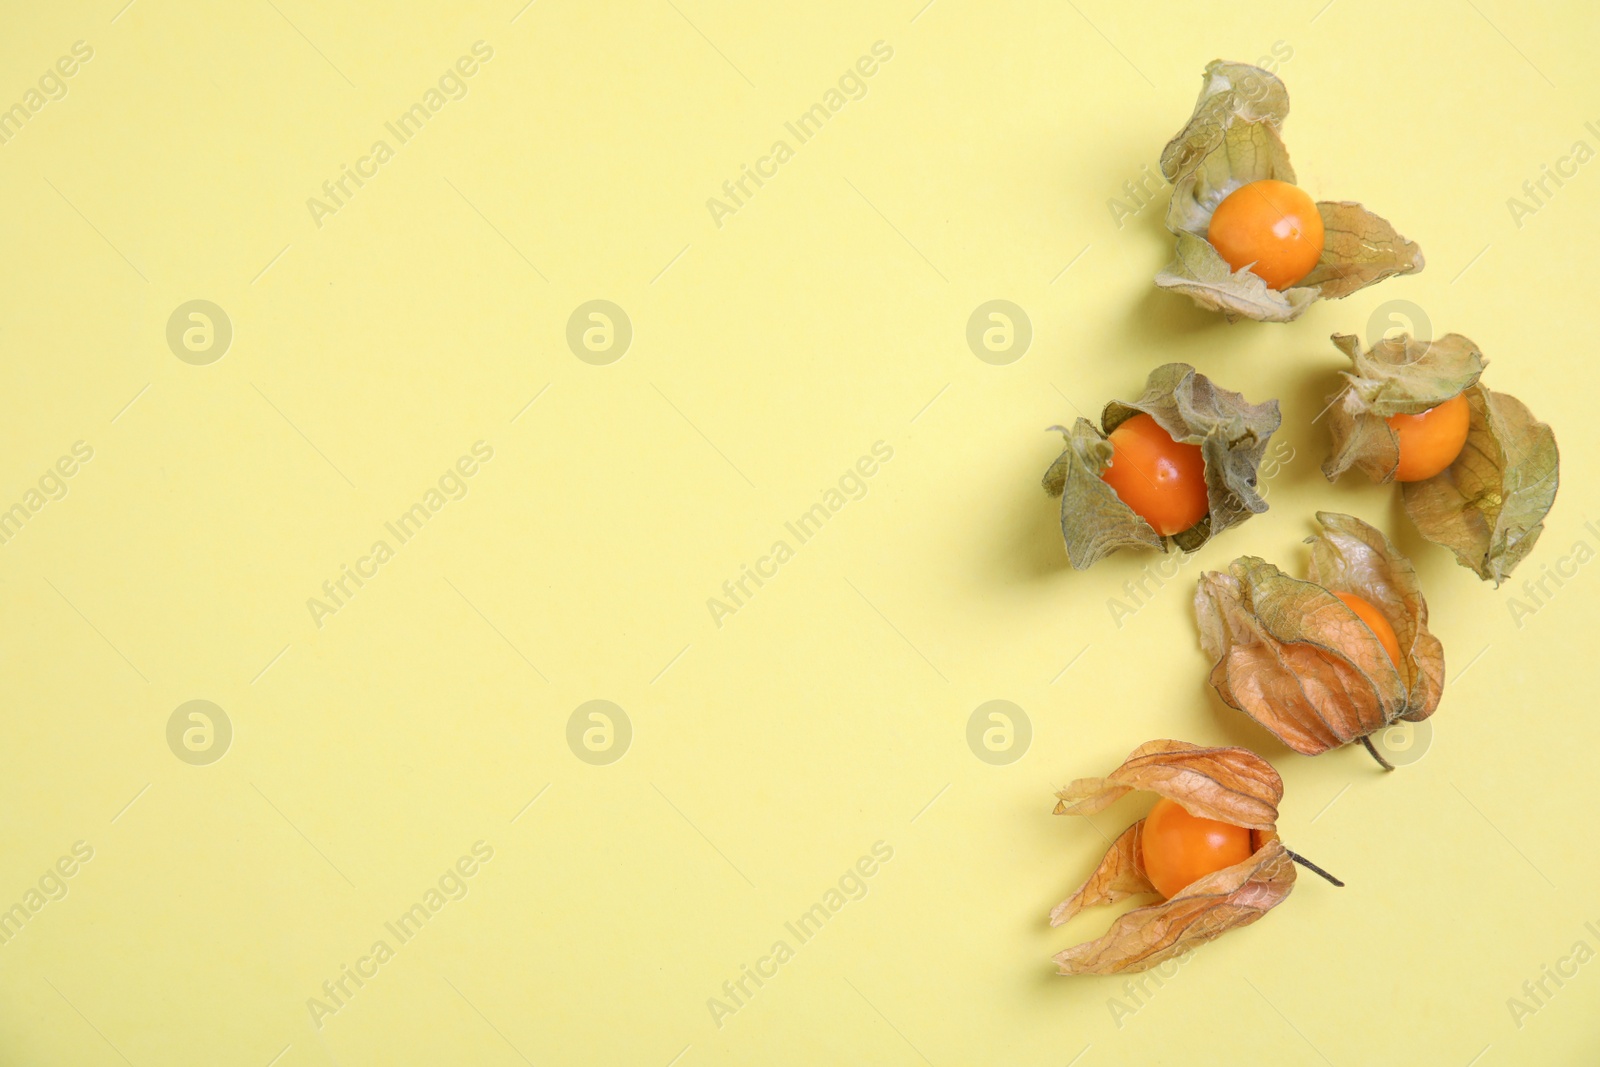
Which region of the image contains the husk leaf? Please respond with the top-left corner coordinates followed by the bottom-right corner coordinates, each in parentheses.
top-left (1052, 739), bottom-right (1281, 830)
top-left (1049, 820), bottom-right (1152, 927)
top-left (1160, 61), bottom-right (1294, 239)
top-left (1303, 511), bottom-right (1444, 721)
top-left (1053, 839), bottom-right (1295, 976)
top-left (1296, 203), bottom-right (1426, 300)
top-left (1155, 233), bottom-right (1317, 323)
top-left (1402, 385), bottom-right (1559, 585)
top-left (1042, 417), bottom-right (1163, 570)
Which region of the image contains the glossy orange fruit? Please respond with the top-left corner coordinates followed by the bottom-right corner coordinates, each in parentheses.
top-left (1333, 591), bottom-right (1402, 668)
top-left (1141, 797), bottom-right (1255, 899)
top-left (1386, 392), bottom-right (1471, 482)
top-left (1100, 413), bottom-right (1209, 537)
top-left (1206, 179), bottom-right (1325, 290)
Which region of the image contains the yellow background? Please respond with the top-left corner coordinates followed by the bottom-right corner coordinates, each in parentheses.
top-left (1, 0), bottom-right (1596, 1063)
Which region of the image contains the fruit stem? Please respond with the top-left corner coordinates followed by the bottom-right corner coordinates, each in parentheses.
top-left (1361, 735), bottom-right (1395, 771)
top-left (1286, 850), bottom-right (1345, 887)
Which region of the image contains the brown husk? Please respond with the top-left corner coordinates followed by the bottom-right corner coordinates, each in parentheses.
top-left (1049, 821), bottom-right (1151, 927)
top-left (1155, 61), bottom-right (1423, 322)
top-left (1051, 740), bottom-right (1295, 975)
top-left (1043, 363), bottom-right (1281, 569)
top-left (1193, 512), bottom-right (1445, 756)
top-left (1053, 840), bottom-right (1295, 975)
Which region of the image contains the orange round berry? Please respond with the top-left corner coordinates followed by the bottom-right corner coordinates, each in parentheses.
top-left (1206, 179), bottom-right (1325, 290)
top-left (1386, 393), bottom-right (1471, 482)
top-left (1141, 797), bottom-right (1255, 900)
top-left (1333, 591), bottom-right (1402, 668)
top-left (1100, 413), bottom-right (1209, 537)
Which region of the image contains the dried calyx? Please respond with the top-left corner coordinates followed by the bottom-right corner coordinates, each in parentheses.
top-left (1156, 60), bottom-right (1424, 322)
top-left (1194, 512), bottom-right (1444, 767)
top-left (1050, 740), bottom-right (1339, 976)
top-left (1043, 363), bottom-right (1280, 569)
top-left (1321, 331), bottom-right (1559, 585)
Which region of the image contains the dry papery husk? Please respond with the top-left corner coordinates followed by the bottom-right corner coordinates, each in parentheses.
top-left (1050, 740), bottom-right (1294, 975)
top-left (1194, 512), bottom-right (1445, 761)
top-left (1322, 331), bottom-right (1558, 585)
top-left (1042, 363), bottom-right (1281, 570)
top-left (1155, 61), bottom-right (1424, 322)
